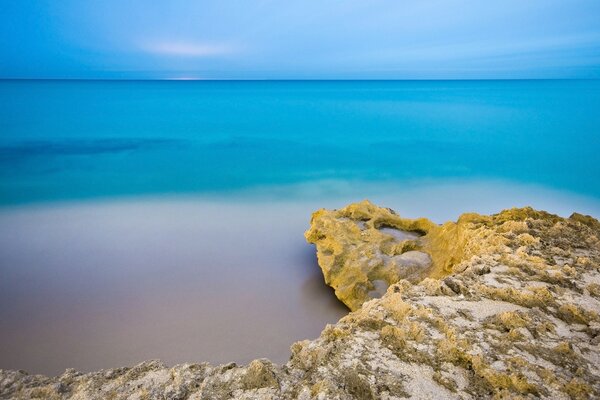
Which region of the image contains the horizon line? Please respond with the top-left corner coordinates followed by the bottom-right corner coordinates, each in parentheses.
top-left (1, 77), bottom-right (598, 82)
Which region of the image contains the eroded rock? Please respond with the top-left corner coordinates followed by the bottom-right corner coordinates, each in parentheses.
top-left (304, 200), bottom-right (493, 310)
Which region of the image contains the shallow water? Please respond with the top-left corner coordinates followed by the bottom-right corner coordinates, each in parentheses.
top-left (1, 80), bottom-right (600, 376)
top-left (0, 200), bottom-right (348, 375)
top-left (1, 181), bottom-right (600, 376)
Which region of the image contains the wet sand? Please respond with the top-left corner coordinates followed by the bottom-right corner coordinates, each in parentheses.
top-left (1, 179), bottom-right (599, 376)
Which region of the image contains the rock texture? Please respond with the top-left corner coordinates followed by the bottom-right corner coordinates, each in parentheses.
top-left (304, 201), bottom-right (473, 310)
top-left (2, 201), bottom-right (600, 399)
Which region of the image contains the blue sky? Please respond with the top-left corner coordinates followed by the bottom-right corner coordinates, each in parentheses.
top-left (1, 0), bottom-right (600, 79)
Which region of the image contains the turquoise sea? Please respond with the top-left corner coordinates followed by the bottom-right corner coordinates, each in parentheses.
top-left (1, 80), bottom-right (600, 375)
top-left (1, 80), bottom-right (600, 205)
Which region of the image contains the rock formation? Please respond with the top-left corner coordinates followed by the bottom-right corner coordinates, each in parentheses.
top-left (304, 200), bottom-right (476, 310)
top-left (2, 201), bottom-right (600, 399)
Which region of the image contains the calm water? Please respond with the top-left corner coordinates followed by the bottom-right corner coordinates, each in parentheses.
top-left (1, 80), bottom-right (600, 204)
top-left (1, 80), bottom-right (600, 375)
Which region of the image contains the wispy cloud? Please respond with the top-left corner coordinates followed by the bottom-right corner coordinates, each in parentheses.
top-left (141, 40), bottom-right (234, 57)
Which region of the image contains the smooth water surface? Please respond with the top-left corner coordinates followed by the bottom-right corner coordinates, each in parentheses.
top-left (1, 80), bottom-right (599, 204)
top-left (1, 80), bottom-right (599, 375)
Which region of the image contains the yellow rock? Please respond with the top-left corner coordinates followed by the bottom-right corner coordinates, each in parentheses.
top-left (305, 200), bottom-right (501, 310)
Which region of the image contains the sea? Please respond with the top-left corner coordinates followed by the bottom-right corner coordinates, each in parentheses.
top-left (1, 80), bottom-right (599, 375)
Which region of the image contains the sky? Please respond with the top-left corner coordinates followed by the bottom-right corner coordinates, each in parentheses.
top-left (1, 0), bottom-right (600, 79)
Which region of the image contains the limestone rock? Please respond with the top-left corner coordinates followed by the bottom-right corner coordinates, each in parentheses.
top-left (2, 202), bottom-right (600, 399)
top-left (304, 200), bottom-right (495, 310)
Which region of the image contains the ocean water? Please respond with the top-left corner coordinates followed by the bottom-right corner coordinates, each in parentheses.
top-left (1, 80), bottom-right (600, 376)
top-left (1, 80), bottom-right (600, 204)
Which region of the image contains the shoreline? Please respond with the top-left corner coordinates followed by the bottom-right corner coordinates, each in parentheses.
top-left (2, 201), bottom-right (599, 398)
top-left (2, 177), bottom-right (600, 219)
top-left (1, 179), bottom-right (600, 376)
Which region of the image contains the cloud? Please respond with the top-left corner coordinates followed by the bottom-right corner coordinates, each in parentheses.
top-left (141, 40), bottom-right (234, 57)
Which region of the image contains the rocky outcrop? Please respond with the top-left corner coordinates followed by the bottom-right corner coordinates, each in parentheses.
top-left (2, 201), bottom-right (600, 399)
top-left (304, 200), bottom-right (481, 310)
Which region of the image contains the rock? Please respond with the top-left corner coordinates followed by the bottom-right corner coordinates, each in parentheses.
top-left (2, 201), bottom-right (600, 399)
top-left (304, 200), bottom-right (498, 310)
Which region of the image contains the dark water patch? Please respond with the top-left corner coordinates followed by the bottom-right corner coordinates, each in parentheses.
top-left (0, 138), bottom-right (184, 160)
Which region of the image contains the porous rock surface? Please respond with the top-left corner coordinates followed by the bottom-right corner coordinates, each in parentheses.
top-left (304, 200), bottom-right (471, 310)
top-left (2, 201), bottom-right (600, 399)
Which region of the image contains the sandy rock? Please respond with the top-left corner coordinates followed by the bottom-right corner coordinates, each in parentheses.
top-left (304, 200), bottom-right (501, 310)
